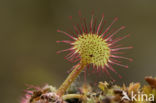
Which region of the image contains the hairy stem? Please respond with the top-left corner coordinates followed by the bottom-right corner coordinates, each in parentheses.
top-left (56, 63), bottom-right (86, 96)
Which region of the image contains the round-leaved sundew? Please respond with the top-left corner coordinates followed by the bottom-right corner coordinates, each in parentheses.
top-left (56, 12), bottom-right (133, 96)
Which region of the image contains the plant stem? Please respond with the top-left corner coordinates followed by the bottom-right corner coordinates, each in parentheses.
top-left (63, 94), bottom-right (87, 102)
top-left (56, 63), bottom-right (86, 96)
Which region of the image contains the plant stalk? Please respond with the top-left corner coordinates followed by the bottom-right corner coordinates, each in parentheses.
top-left (56, 63), bottom-right (86, 96)
top-left (63, 94), bottom-right (87, 102)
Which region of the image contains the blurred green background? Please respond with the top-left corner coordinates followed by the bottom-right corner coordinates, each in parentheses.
top-left (0, 0), bottom-right (156, 103)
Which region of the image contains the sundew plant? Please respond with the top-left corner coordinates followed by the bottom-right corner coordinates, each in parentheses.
top-left (56, 12), bottom-right (132, 96)
top-left (21, 12), bottom-right (156, 103)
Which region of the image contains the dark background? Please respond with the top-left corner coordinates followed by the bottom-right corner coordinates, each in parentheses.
top-left (0, 0), bottom-right (156, 103)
